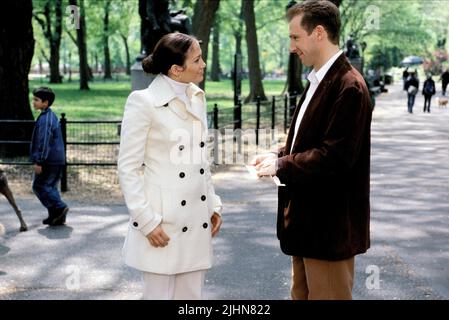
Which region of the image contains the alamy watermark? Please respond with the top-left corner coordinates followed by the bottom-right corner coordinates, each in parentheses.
top-left (66, 5), bottom-right (80, 30)
top-left (65, 264), bottom-right (81, 290)
top-left (165, 122), bottom-right (279, 166)
top-left (365, 264), bottom-right (380, 290)
top-left (364, 5), bottom-right (380, 31)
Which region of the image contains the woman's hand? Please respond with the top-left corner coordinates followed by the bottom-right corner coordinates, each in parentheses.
top-left (211, 212), bottom-right (222, 237)
top-left (146, 224), bottom-right (170, 248)
top-left (34, 164), bottom-right (42, 175)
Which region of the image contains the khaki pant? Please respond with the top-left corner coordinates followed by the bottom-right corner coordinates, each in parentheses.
top-left (141, 270), bottom-right (206, 300)
top-left (291, 256), bottom-right (354, 300)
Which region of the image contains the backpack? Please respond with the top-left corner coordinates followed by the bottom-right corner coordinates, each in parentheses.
top-left (424, 81), bottom-right (434, 95)
top-left (408, 85), bottom-right (418, 95)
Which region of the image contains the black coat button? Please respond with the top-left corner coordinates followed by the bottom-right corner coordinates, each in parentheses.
top-left (133, 222), bottom-right (138, 227)
top-left (200, 141), bottom-right (205, 148)
top-left (179, 145), bottom-right (185, 151)
top-left (182, 226), bottom-right (188, 232)
top-left (200, 168), bottom-right (204, 174)
top-left (181, 200), bottom-right (186, 206)
top-left (179, 172), bottom-right (185, 178)
top-left (201, 195), bottom-right (206, 201)
top-left (203, 223), bottom-right (208, 229)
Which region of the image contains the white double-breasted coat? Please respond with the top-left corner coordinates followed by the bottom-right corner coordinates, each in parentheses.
top-left (118, 74), bottom-right (222, 275)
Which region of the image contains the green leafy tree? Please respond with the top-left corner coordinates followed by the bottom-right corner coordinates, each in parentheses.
top-left (33, 0), bottom-right (63, 83)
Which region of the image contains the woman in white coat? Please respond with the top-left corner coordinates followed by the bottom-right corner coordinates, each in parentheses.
top-left (118, 33), bottom-right (222, 300)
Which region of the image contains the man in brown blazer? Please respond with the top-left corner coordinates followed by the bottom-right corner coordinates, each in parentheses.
top-left (253, 0), bottom-right (372, 300)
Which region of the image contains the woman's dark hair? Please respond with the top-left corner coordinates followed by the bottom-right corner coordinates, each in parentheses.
top-left (32, 87), bottom-right (55, 106)
top-left (142, 33), bottom-right (197, 75)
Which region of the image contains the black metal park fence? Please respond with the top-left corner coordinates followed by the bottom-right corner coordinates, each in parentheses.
top-left (0, 115), bottom-right (121, 192)
top-left (207, 93), bottom-right (299, 135)
top-left (0, 92), bottom-right (300, 192)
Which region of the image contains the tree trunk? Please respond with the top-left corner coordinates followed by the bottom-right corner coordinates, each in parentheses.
top-left (34, 0), bottom-right (63, 83)
top-left (0, 1), bottom-right (34, 120)
top-left (49, 42), bottom-right (62, 83)
top-left (235, 31), bottom-right (242, 56)
top-left (287, 54), bottom-right (303, 97)
top-left (103, 0), bottom-right (112, 80)
top-left (236, 3), bottom-right (243, 55)
top-left (138, 0), bottom-right (146, 55)
top-left (121, 34), bottom-right (131, 76)
top-left (231, 3), bottom-right (244, 104)
top-left (278, 45), bottom-right (284, 70)
top-left (87, 65), bottom-right (93, 81)
top-left (69, 0), bottom-right (89, 90)
top-left (191, 0), bottom-right (220, 90)
top-left (210, 18), bottom-right (221, 81)
top-left (63, 41), bottom-right (67, 74)
top-left (90, 51), bottom-right (94, 73)
top-left (0, 0), bottom-right (35, 156)
top-left (285, 0), bottom-right (303, 99)
top-left (95, 52), bottom-right (99, 73)
top-left (242, 0), bottom-right (267, 103)
top-left (51, 0), bottom-right (62, 83)
top-left (39, 58), bottom-right (43, 75)
top-left (68, 51), bottom-right (72, 82)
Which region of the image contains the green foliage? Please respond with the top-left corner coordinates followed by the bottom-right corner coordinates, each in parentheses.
top-left (30, 0), bottom-right (449, 80)
top-left (214, 0), bottom-right (288, 75)
top-left (32, 0), bottom-right (139, 73)
top-left (340, 0), bottom-right (449, 72)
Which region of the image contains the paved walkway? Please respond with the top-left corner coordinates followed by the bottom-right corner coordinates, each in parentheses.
top-left (1, 82), bottom-right (448, 299)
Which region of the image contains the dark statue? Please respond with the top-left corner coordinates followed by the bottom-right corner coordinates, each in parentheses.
top-left (137, 0), bottom-right (191, 61)
top-left (345, 34), bottom-right (360, 59)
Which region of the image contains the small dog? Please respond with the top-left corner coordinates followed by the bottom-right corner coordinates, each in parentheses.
top-left (0, 169), bottom-right (27, 232)
top-left (436, 97), bottom-right (448, 108)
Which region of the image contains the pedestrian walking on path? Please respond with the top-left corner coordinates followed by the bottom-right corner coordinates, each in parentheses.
top-left (30, 87), bottom-right (69, 226)
top-left (405, 71), bottom-right (419, 113)
top-left (440, 68), bottom-right (449, 96)
top-left (422, 74), bottom-right (436, 113)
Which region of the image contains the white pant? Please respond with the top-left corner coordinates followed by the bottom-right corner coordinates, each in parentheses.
top-left (141, 270), bottom-right (206, 300)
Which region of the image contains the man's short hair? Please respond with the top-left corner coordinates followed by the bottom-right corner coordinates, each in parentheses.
top-left (286, 0), bottom-right (341, 45)
top-left (32, 87), bottom-right (55, 107)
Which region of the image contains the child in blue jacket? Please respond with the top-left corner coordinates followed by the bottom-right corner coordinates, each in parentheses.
top-left (30, 87), bottom-right (69, 226)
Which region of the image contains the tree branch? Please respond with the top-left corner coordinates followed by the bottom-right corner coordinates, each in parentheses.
top-left (33, 12), bottom-right (49, 39)
top-left (66, 30), bottom-right (78, 48)
top-left (256, 17), bottom-right (284, 30)
top-left (40, 48), bottom-right (50, 64)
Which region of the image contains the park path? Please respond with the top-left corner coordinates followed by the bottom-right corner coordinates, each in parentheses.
top-left (1, 82), bottom-right (448, 299)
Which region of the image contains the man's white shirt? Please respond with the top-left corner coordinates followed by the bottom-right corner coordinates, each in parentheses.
top-left (290, 50), bottom-right (343, 153)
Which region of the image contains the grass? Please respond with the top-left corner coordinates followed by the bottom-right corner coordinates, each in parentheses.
top-left (29, 77), bottom-right (131, 120)
top-left (29, 75), bottom-right (289, 120)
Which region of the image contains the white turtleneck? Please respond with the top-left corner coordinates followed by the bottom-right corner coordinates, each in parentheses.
top-left (162, 74), bottom-right (190, 108)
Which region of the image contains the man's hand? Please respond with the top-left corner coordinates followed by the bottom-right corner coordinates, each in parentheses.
top-left (146, 224), bottom-right (170, 248)
top-left (211, 212), bottom-right (222, 237)
top-left (255, 157), bottom-right (277, 177)
top-left (250, 152), bottom-right (276, 166)
top-left (34, 164), bottom-right (42, 175)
